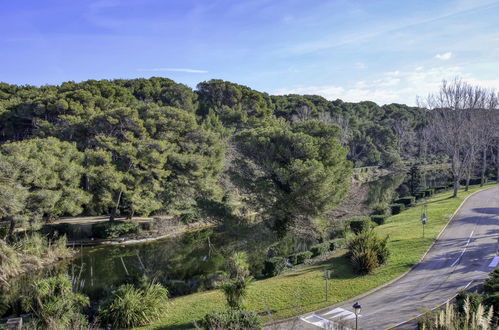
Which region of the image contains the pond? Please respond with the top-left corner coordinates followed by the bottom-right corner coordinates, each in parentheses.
top-left (1, 168), bottom-right (452, 315)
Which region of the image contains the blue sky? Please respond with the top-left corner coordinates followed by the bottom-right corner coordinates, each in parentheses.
top-left (1, 0), bottom-right (498, 105)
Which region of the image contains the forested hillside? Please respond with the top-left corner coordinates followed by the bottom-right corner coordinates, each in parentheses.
top-left (0, 77), bottom-right (491, 236)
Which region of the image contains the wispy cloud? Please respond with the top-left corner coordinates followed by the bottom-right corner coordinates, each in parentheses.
top-left (435, 52), bottom-right (452, 60)
top-left (137, 67), bottom-right (208, 73)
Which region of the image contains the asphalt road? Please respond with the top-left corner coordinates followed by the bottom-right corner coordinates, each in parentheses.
top-left (267, 185), bottom-right (499, 330)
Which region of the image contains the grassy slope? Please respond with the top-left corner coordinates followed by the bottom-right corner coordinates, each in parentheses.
top-left (142, 184), bottom-right (497, 329)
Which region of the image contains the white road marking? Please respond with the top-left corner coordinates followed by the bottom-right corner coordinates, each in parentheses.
top-left (489, 256), bottom-right (499, 267)
top-left (450, 230), bottom-right (474, 267)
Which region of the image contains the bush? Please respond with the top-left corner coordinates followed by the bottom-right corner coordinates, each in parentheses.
top-left (310, 242), bottom-right (329, 257)
top-left (329, 227), bottom-right (346, 239)
top-left (456, 291), bottom-right (483, 314)
top-left (415, 191), bottom-right (425, 199)
top-left (328, 238), bottom-right (346, 251)
top-left (263, 257), bottom-right (286, 277)
top-left (295, 251), bottom-right (313, 264)
top-left (92, 221), bottom-right (140, 239)
top-left (99, 282), bottom-right (168, 328)
top-left (347, 230), bottom-right (390, 274)
top-left (220, 277), bottom-right (253, 309)
top-left (349, 216), bottom-right (371, 234)
top-left (351, 248), bottom-right (379, 276)
top-left (13, 232), bottom-right (47, 257)
top-left (395, 196), bottom-right (415, 206)
top-left (390, 203), bottom-right (405, 215)
top-left (22, 274), bottom-right (89, 329)
top-left (200, 309), bottom-right (262, 330)
top-left (434, 186), bottom-right (447, 192)
top-left (371, 215), bottom-right (387, 225)
top-left (371, 203), bottom-right (389, 216)
top-left (423, 189), bottom-right (434, 197)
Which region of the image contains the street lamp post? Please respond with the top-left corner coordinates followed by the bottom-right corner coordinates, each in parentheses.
top-left (353, 302), bottom-right (361, 330)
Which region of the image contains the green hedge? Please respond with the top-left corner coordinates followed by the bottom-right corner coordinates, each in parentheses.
top-left (349, 216), bottom-right (371, 234)
top-left (395, 196), bottom-right (415, 206)
top-left (371, 215), bottom-right (387, 225)
top-left (92, 221), bottom-right (140, 239)
top-left (390, 203), bottom-right (405, 215)
top-left (434, 186), bottom-right (447, 192)
top-left (263, 257), bottom-right (287, 277)
top-left (310, 242), bottom-right (329, 257)
top-left (329, 227), bottom-right (346, 239)
top-left (328, 238), bottom-right (346, 251)
top-left (288, 251), bottom-right (313, 265)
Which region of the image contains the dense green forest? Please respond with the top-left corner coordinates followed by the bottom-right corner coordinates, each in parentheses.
top-left (0, 77), bottom-right (496, 236)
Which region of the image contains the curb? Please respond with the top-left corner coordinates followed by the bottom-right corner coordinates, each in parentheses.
top-left (265, 184), bottom-right (497, 329)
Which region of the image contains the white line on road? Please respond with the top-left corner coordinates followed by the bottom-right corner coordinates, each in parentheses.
top-left (489, 256), bottom-right (499, 267)
top-left (450, 230), bottom-right (474, 267)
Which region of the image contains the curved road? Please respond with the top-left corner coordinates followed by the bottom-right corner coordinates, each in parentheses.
top-left (268, 185), bottom-right (499, 330)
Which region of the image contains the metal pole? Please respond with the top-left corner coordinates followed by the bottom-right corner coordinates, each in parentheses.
top-left (355, 314), bottom-right (358, 330)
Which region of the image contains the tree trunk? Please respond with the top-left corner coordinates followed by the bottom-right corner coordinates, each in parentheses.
top-left (110, 189), bottom-right (123, 221)
top-left (452, 177), bottom-right (459, 198)
top-left (480, 148), bottom-right (487, 187)
top-left (465, 170), bottom-right (471, 192)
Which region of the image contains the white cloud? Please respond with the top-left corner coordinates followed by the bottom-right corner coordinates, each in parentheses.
top-left (137, 68), bottom-right (208, 73)
top-left (435, 52), bottom-right (453, 60)
top-left (274, 65), bottom-right (499, 106)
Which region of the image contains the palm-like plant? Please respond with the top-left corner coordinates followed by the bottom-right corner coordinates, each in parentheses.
top-left (220, 252), bottom-right (253, 309)
top-left (220, 276), bottom-right (253, 309)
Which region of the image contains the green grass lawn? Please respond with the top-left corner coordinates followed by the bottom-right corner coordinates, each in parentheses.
top-left (141, 184), bottom-right (497, 329)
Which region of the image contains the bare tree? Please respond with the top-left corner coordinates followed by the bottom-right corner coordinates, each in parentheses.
top-left (420, 78), bottom-right (496, 197)
top-left (393, 119), bottom-right (415, 155)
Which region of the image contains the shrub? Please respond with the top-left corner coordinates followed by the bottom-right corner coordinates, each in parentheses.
top-left (21, 274), bottom-right (89, 329)
top-left (434, 186), bottom-right (447, 192)
top-left (13, 232), bottom-right (47, 257)
top-left (263, 257), bottom-right (286, 277)
top-left (295, 251), bottom-right (313, 264)
top-left (415, 191), bottom-right (425, 199)
top-left (351, 248), bottom-right (379, 275)
top-left (423, 189), bottom-right (434, 197)
top-left (347, 230), bottom-right (390, 274)
top-left (220, 252), bottom-right (252, 309)
top-left (220, 277), bottom-right (253, 309)
top-left (99, 282), bottom-right (168, 328)
top-left (310, 242), bottom-right (329, 257)
top-left (483, 267), bottom-right (499, 294)
top-left (395, 196), bottom-right (415, 206)
top-left (371, 203), bottom-right (389, 216)
top-left (0, 240), bottom-right (20, 279)
top-left (390, 203), bottom-right (405, 215)
top-left (349, 216), bottom-right (371, 234)
top-left (456, 291), bottom-right (483, 314)
top-left (371, 215), bottom-right (387, 225)
top-left (329, 226), bottom-right (346, 239)
top-left (200, 309), bottom-right (262, 330)
top-left (92, 221), bottom-right (140, 239)
top-left (328, 238), bottom-right (346, 251)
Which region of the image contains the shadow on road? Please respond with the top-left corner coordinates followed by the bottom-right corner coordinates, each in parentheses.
top-left (472, 207), bottom-right (499, 215)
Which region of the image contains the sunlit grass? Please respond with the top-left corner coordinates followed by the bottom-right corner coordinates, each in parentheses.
top-left (141, 184), bottom-right (496, 329)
